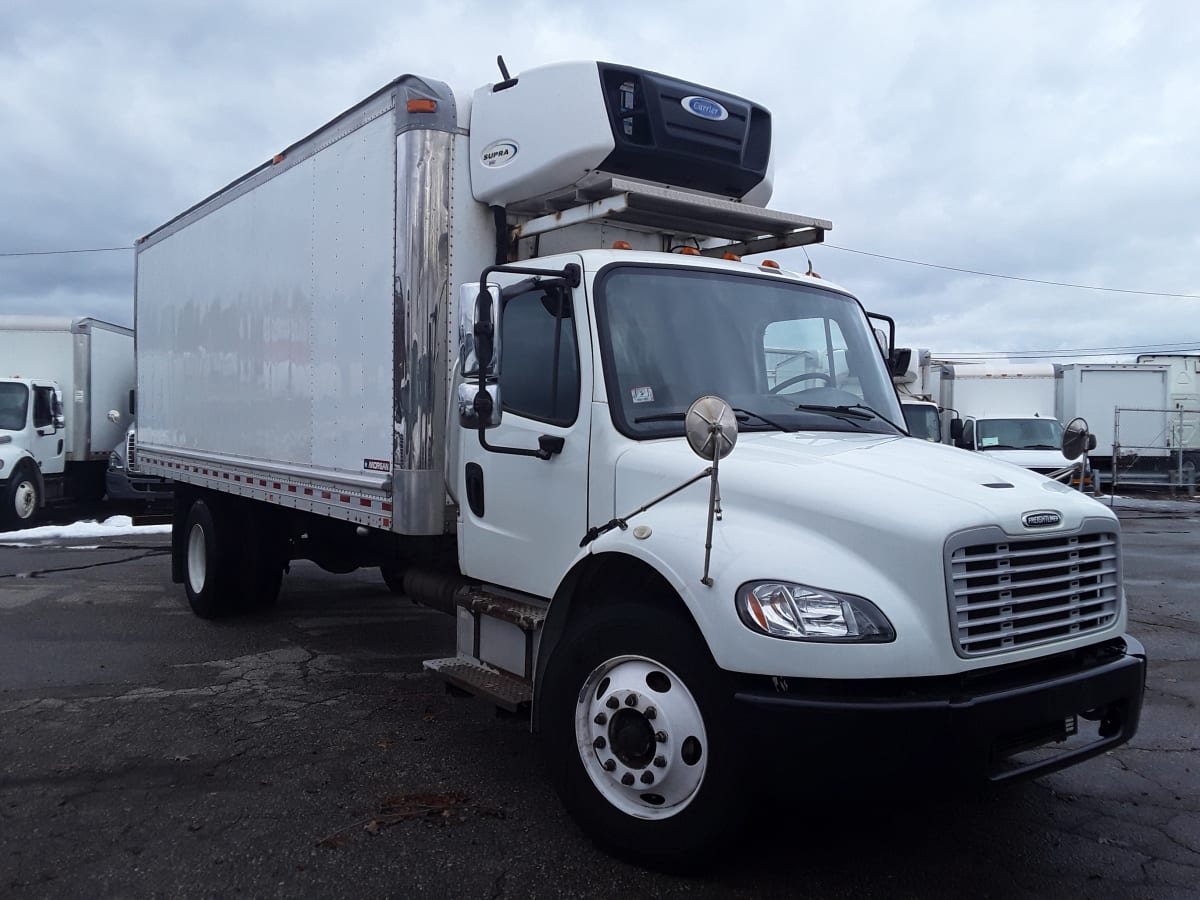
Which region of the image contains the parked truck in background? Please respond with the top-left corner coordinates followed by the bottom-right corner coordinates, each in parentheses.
top-left (1057, 363), bottom-right (1176, 490)
top-left (0, 316), bottom-right (134, 529)
top-left (892, 347), bottom-right (944, 442)
top-left (1136, 353), bottom-right (1200, 476)
top-left (939, 363), bottom-right (1075, 476)
top-left (133, 60), bottom-right (1145, 861)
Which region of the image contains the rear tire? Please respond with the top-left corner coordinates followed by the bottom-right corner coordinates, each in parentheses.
top-left (182, 498), bottom-right (235, 619)
top-left (2, 464), bottom-right (40, 531)
top-left (539, 604), bottom-right (744, 865)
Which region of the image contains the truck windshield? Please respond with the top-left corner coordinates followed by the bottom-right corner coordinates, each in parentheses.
top-left (902, 404), bottom-right (942, 441)
top-left (0, 382), bottom-right (29, 431)
top-left (594, 265), bottom-right (904, 439)
top-left (977, 417), bottom-right (1064, 450)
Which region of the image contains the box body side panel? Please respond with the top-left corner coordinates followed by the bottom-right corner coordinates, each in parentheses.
top-left (137, 113), bottom-right (397, 482)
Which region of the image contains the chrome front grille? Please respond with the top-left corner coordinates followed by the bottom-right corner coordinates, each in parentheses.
top-left (126, 430), bottom-right (138, 473)
top-left (948, 527), bottom-right (1120, 657)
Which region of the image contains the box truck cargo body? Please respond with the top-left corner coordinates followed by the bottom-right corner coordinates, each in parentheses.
top-left (0, 316), bottom-right (134, 527)
top-left (939, 363), bottom-right (1074, 475)
top-left (1136, 354), bottom-right (1200, 461)
top-left (133, 61), bottom-right (1144, 861)
top-left (1056, 364), bottom-right (1171, 461)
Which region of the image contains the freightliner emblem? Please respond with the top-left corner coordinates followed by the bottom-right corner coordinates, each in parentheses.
top-left (1022, 511), bottom-right (1062, 528)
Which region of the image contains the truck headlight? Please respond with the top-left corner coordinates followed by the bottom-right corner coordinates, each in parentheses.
top-left (108, 451), bottom-right (124, 471)
top-left (737, 581), bottom-right (895, 642)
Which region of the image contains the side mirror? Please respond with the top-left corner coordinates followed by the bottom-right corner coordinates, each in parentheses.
top-left (949, 418), bottom-right (965, 447)
top-left (459, 282), bottom-right (503, 380)
top-left (458, 282), bottom-right (503, 430)
top-left (457, 382), bottom-right (502, 429)
top-left (888, 346), bottom-right (912, 379)
top-left (1062, 417), bottom-right (1095, 461)
top-left (52, 389), bottom-right (66, 431)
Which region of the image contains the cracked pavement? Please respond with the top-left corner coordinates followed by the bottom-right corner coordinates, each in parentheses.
top-left (0, 501), bottom-right (1197, 898)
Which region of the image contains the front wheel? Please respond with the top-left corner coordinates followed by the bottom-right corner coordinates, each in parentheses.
top-left (539, 604), bottom-right (744, 864)
top-left (2, 465), bottom-right (40, 531)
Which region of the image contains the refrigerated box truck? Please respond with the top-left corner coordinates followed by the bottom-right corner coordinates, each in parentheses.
top-left (1136, 354), bottom-right (1200, 466)
top-left (0, 316), bottom-right (133, 528)
top-left (133, 60), bottom-right (1145, 861)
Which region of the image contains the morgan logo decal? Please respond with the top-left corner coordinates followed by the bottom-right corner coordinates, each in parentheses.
top-left (1022, 510), bottom-right (1062, 528)
top-left (363, 458), bottom-right (392, 473)
top-left (681, 95), bottom-right (729, 121)
top-left (480, 140), bottom-right (518, 168)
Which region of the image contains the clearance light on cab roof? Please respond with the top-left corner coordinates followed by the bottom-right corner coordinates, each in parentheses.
top-left (611, 240), bottom-right (632, 250)
top-left (760, 259), bottom-right (780, 269)
top-left (407, 99), bottom-right (438, 113)
top-left (678, 247), bottom-right (701, 256)
top-left (722, 252), bottom-right (741, 261)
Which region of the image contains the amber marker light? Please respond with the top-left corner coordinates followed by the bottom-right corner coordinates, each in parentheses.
top-left (612, 240), bottom-right (632, 250)
top-left (407, 99), bottom-right (438, 113)
top-left (679, 247), bottom-right (701, 255)
top-left (271, 154), bottom-right (284, 165)
top-left (722, 252), bottom-right (741, 261)
top-left (760, 259), bottom-right (780, 268)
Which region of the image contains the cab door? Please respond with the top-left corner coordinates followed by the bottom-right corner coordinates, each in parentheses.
top-left (457, 262), bottom-right (592, 599)
top-left (30, 382), bottom-right (65, 475)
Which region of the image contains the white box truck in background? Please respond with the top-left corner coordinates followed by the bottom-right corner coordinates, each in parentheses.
top-left (940, 363), bottom-right (1075, 476)
top-left (892, 347), bottom-right (944, 442)
top-left (133, 60), bottom-right (1144, 861)
top-left (1057, 363), bottom-right (1174, 489)
top-left (1136, 354), bottom-right (1200, 473)
top-left (0, 316), bottom-right (134, 529)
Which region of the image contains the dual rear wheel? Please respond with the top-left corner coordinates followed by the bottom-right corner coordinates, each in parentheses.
top-left (183, 496), bottom-right (286, 618)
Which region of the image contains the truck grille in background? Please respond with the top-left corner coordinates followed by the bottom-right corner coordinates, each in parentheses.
top-left (126, 431), bottom-right (138, 473)
top-left (948, 528), bottom-right (1120, 657)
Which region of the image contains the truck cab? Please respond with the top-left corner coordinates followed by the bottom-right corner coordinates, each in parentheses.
top-left (0, 378), bottom-right (65, 528)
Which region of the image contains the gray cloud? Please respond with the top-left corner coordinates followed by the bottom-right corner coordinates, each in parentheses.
top-left (1, 0), bottom-right (1196, 356)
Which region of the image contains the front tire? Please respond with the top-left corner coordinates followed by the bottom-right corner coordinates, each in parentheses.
top-left (2, 465), bottom-right (40, 531)
top-left (539, 604), bottom-right (744, 864)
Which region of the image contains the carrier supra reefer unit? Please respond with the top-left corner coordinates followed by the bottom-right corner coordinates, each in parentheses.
top-left (134, 60), bottom-right (1144, 863)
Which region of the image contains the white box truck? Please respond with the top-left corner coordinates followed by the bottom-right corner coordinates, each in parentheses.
top-left (939, 363), bottom-right (1076, 476)
top-left (0, 316), bottom-right (134, 528)
top-left (892, 347), bottom-right (944, 442)
top-left (1136, 353), bottom-right (1200, 469)
top-left (133, 60), bottom-right (1145, 861)
top-left (1057, 363), bottom-right (1174, 488)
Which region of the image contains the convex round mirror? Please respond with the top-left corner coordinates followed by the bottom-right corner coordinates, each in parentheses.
top-left (1062, 416), bottom-right (1097, 460)
top-left (685, 396), bottom-right (738, 461)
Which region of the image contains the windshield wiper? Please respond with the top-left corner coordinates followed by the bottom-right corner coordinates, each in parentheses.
top-left (794, 402), bottom-right (904, 432)
top-left (635, 408), bottom-right (793, 432)
top-left (1025, 444), bottom-right (1060, 450)
top-left (731, 408), bottom-right (793, 432)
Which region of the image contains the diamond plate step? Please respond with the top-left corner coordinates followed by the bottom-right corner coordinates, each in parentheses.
top-left (423, 657), bottom-right (533, 712)
top-left (456, 588), bottom-right (547, 632)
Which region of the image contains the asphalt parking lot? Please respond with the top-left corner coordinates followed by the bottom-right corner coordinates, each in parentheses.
top-left (1, 498), bottom-right (1198, 899)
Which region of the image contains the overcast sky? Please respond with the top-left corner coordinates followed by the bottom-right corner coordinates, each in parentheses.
top-left (1, 1), bottom-right (1197, 359)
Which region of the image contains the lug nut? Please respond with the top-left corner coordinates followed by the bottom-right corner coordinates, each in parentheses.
top-left (621, 773), bottom-right (635, 786)
top-left (655, 731), bottom-right (667, 743)
top-left (644, 706), bottom-right (657, 720)
top-left (593, 736), bottom-right (606, 750)
top-left (653, 756), bottom-right (666, 768)
top-left (603, 759), bottom-right (616, 772)
top-left (641, 771), bottom-right (655, 784)
top-left (606, 696), bottom-right (619, 710)
top-left (625, 694), bottom-right (638, 707)
top-left (594, 713), bottom-right (607, 726)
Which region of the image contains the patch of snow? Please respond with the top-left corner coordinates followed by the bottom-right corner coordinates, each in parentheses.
top-left (0, 516), bottom-right (171, 542)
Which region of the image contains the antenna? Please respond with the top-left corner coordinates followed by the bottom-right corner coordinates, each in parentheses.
top-left (496, 55), bottom-right (511, 81)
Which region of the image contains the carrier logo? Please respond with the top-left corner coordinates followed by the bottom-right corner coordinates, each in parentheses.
top-left (480, 139), bottom-right (519, 168)
top-left (681, 95), bottom-right (729, 121)
top-left (1022, 510), bottom-right (1062, 528)
top-left (363, 458), bottom-right (392, 473)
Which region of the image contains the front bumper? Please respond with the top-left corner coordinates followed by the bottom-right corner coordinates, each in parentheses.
top-left (105, 469), bottom-right (174, 504)
top-left (734, 634), bottom-right (1146, 782)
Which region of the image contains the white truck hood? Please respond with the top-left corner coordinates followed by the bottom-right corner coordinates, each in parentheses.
top-left (977, 446), bottom-right (1074, 470)
top-left (614, 430), bottom-right (1111, 545)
